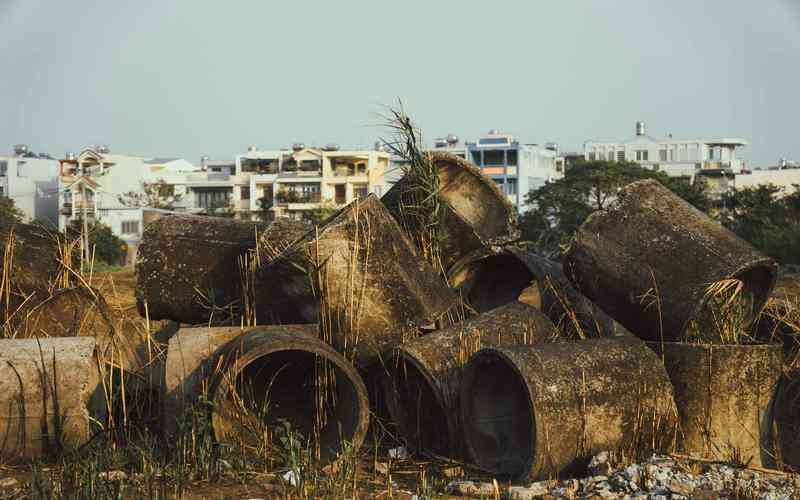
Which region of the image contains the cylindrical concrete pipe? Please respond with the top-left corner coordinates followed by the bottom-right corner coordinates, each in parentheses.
top-left (136, 214), bottom-right (309, 325)
top-left (0, 337), bottom-right (107, 461)
top-left (647, 342), bottom-right (782, 469)
top-left (449, 248), bottom-right (619, 338)
top-left (256, 195), bottom-right (458, 369)
top-left (774, 369), bottom-right (800, 472)
top-left (382, 151), bottom-right (519, 274)
top-left (384, 302), bottom-right (558, 457)
top-left (564, 179), bottom-right (778, 342)
top-left (460, 338), bottom-right (678, 481)
top-left (164, 325), bottom-right (370, 463)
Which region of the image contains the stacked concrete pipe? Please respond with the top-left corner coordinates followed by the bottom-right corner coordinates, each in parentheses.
top-left (384, 302), bottom-right (558, 457)
top-left (164, 325), bottom-right (369, 463)
top-left (460, 337), bottom-right (678, 481)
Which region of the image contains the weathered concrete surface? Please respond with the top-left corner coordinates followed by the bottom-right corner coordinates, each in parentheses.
top-left (774, 369), bottom-right (800, 472)
top-left (0, 221), bottom-right (64, 319)
top-left (256, 195), bottom-right (458, 368)
top-left (382, 151), bottom-right (519, 274)
top-left (647, 342), bottom-right (782, 469)
top-left (461, 338), bottom-right (677, 481)
top-left (164, 325), bottom-right (369, 463)
top-left (0, 337), bottom-right (106, 460)
top-left (451, 248), bottom-right (621, 338)
top-left (385, 302), bottom-right (558, 457)
top-left (564, 179), bottom-right (777, 342)
top-left (135, 215), bottom-right (309, 325)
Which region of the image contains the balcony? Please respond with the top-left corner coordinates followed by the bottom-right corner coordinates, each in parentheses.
top-left (275, 191), bottom-right (322, 204)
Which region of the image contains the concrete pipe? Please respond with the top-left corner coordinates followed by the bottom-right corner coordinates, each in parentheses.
top-left (382, 151), bottom-right (518, 274)
top-left (774, 370), bottom-right (800, 472)
top-left (460, 338), bottom-right (677, 481)
top-left (0, 337), bottom-right (106, 461)
top-left (450, 248), bottom-right (619, 338)
top-left (647, 342), bottom-right (782, 469)
top-left (564, 179), bottom-right (777, 342)
top-left (384, 302), bottom-right (558, 457)
top-left (135, 214), bottom-right (309, 325)
top-left (164, 325), bottom-right (369, 464)
top-left (256, 195), bottom-right (457, 368)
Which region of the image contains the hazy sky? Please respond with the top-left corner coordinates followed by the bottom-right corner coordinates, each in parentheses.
top-left (1, 1), bottom-right (798, 166)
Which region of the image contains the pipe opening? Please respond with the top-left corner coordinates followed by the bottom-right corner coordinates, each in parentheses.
top-left (386, 357), bottom-right (450, 455)
top-left (462, 351), bottom-right (533, 478)
top-left (217, 349), bottom-right (361, 463)
top-left (464, 255), bottom-right (534, 313)
top-left (734, 266), bottom-right (777, 325)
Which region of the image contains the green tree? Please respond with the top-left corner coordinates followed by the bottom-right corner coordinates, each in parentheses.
top-left (118, 179), bottom-right (182, 209)
top-left (520, 160), bottom-right (711, 257)
top-left (720, 184), bottom-right (800, 266)
top-left (305, 204), bottom-right (339, 224)
top-left (68, 220), bottom-right (128, 265)
top-left (0, 197), bottom-right (24, 225)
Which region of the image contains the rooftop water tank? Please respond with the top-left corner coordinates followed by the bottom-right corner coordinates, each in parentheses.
top-left (13, 144), bottom-right (29, 156)
top-left (292, 143), bottom-right (305, 151)
top-left (446, 134), bottom-right (459, 146)
top-left (635, 121), bottom-right (646, 137)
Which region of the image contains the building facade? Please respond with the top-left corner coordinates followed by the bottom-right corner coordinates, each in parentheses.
top-left (0, 145), bottom-right (60, 226)
top-left (584, 122), bottom-right (749, 177)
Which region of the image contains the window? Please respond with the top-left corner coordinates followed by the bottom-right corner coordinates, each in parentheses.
top-left (506, 178), bottom-right (518, 195)
top-left (195, 188), bottom-right (231, 209)
top-left (0, 161), bottom-right (6, 176)
top-left (484, 150), bottom-right (505, 166)
top-left (588, 152), bottom-right (596, 161)
top-left (241, 186), bottom-right (250, 200)
top-left (470, 150), bottom-right (482, 165)
top-left (616, 150), bottom-right (625, 162)
top-left (121, 221), bottom-right (140, 234)
top-left (608, 151), bottom-right (614, 161)
top-left (506, 150), bottom-right (518, 166)
top-left (353, 184), bottom-right (368, 199)
top-left (659, 149), bottom-right (668, 162)
top-left (212, 167), bottom-right (222, 173)
top-left (635, 150), bottom-right (649, 161)
top-left (0, 187), bottom-right (4, 196)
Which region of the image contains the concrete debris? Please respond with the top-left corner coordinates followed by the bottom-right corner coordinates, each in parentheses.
top-left (564, 179), bottom-right (778, 342)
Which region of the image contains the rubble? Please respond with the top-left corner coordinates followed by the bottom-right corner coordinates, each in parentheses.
top-left (648, 342), bottom-right (783, 469)
top-left (384, 301), bottom-right (558, 457)
top-left (0, 337), bottom-right (106, 460)
top-left (255, 194), bottom-right (457, 368)
top-left (564, 179), bottom-right (778, 342)
top-left (164, 325), bottom-right (370, 464)
top-left (460, 338), bottom-right (677, 481)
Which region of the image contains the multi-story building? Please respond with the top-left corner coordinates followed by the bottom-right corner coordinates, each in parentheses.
top-left (58, 147), bottom-right (199, 263)
top-left (235, 144), bottom-right (389, 220)
top-left (460, 130), bottom-right (561, 213)
top-left (0, 145), bottom-right (60, 226)
top-left (584, 122), bottom-right (749, 177)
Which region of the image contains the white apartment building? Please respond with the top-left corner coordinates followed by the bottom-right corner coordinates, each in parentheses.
top-left (584, 122), bottom-right (748, 177)
top-left (0, 145), bottom-right (60, 226)
top-left (58, 147), bottom-right (199, 264)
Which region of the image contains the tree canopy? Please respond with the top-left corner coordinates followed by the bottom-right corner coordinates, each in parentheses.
top-left (0, 196), bottom-right (24, 225)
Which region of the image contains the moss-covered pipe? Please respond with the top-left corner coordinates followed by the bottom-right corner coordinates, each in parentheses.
top-left (564, 179), bottom-right (777, 342)
top-left (460, 338), bottom-right (677, 481)
top-left (164, 325), bottom-right (370, 464)
top-left (647, 341), bottom-right (783, 469)
top-left (256, 195), bottom-right (458, 369)
top-left (384, 302), bottom-right (558, 457)
top-left (135, 215), bottom-right (309, 324)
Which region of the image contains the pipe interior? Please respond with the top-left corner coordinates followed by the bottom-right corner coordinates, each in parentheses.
top-left (389, 358), bottom-right (450, 455)
top-left (227, 349), bottom-right (360, 462)
top-left (462, 352), bottom-right (533, 478)
top-left (467, 255), bottom-right (534, 313)
top-left (735, 266), bottom-right (777, 325)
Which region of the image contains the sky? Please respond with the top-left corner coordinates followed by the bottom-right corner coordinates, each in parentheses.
top-left (1, 0), bottom-right (799, 166)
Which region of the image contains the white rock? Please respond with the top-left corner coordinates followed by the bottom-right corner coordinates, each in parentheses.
top-left (282, 470), bottom-right (300, 487)
top-left (388, 446), bottom-right (410, 460)
top-left (97, 470), bottom-right (128, 481)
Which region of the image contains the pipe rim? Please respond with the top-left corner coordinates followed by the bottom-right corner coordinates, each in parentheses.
top-left (210, 329), bottom-right (369, 463)
top-left (460, 348), bottom-right (536, 479)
